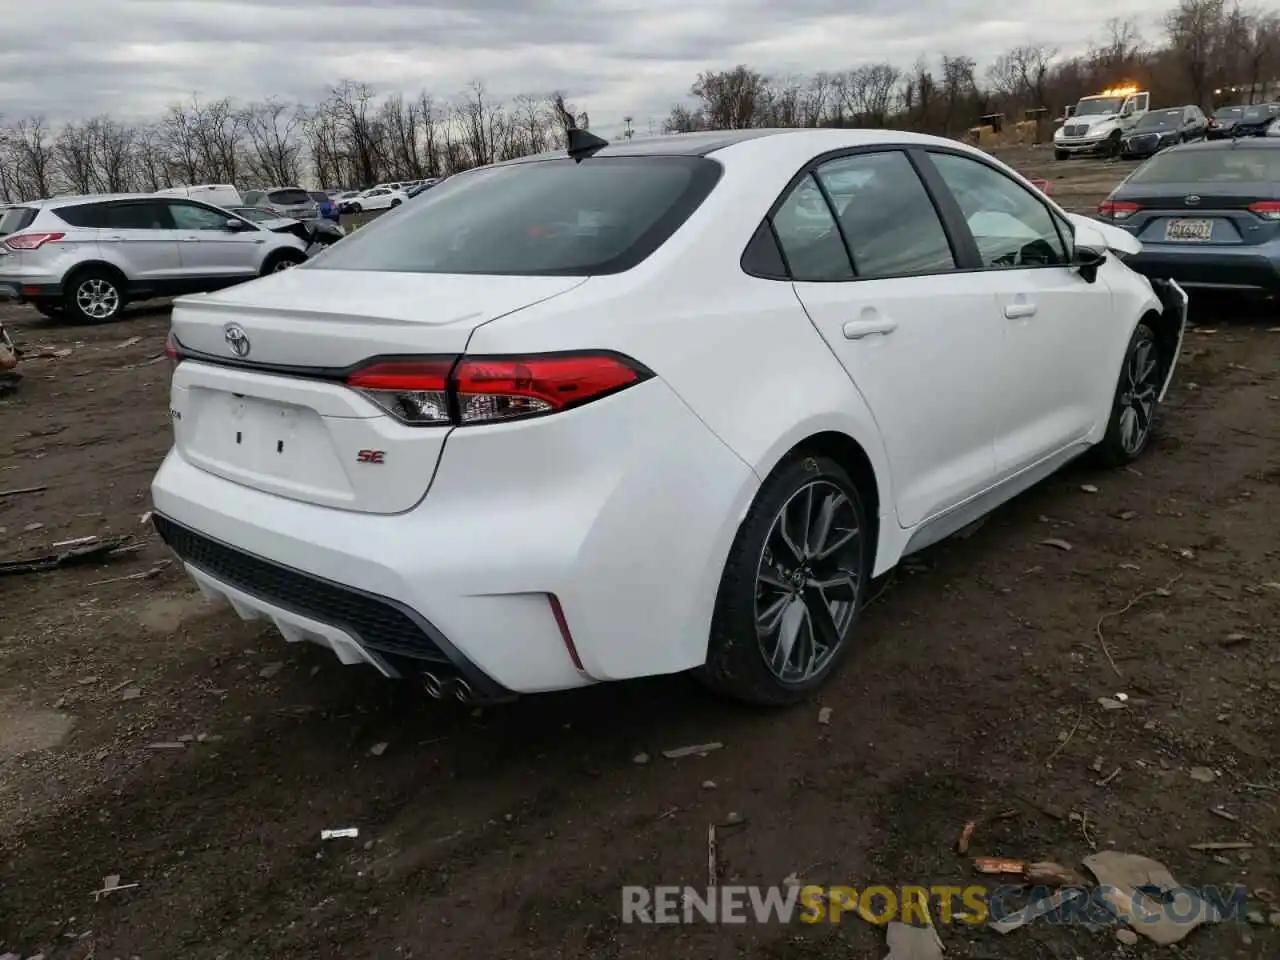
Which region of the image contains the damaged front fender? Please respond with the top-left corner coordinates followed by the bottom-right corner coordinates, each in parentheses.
top-left (1148, 278), bottom-right (1188, 402)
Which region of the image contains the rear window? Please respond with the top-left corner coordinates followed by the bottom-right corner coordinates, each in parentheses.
top-left (307, 156), bottom-right (723, 276)
top-left (267, 189), bottom-right (311, 205)
top-left (307, 192), bottom-right (329, 203)
top-left (1213, 106), bottom-right (1244, 119)
top-left (1128, 147), bottom-right (1280, 184)
top-left (0, 207), bottom-right (38, 235)
top-left (1243, 104), bottom-right (1280, 121)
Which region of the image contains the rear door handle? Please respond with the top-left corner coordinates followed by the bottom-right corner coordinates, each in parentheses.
top-left (1004, 302), bottom-right (1038, 320)
top-left (842, 318), bottom-right (898, 340)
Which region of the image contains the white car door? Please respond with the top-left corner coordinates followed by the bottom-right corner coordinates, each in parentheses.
top-left (363, 189), bottom-right (391, 210)
top-left (776, 150), bottom-right (1006, 529)
top-left (924, 149), bottom-right (1114, 477)
top-left (166, 200), bottom-right (265, 281)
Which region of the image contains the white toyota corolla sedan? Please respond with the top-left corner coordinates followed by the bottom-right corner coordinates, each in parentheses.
top-left (152, 128), bottom-right (1187, 706)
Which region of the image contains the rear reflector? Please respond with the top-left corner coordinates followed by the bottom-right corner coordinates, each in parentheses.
top-left (1099, 199), bottom-right (1141, 220)
top-left (345, 352), bottom-right (652, 427)
top-left (1248, 201), bottom-right (1280, 220)
top-left (547, 593), bottom-right (585, 672)
top-left (4, 232), bottom-right (65, 250)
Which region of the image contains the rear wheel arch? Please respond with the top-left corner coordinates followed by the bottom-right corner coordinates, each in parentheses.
top-left (763, 430), bottom-right (883, 573)
top-left (62, 259), bottom-right (129, 293)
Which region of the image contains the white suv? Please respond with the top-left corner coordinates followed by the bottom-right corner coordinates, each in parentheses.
top-left (0, 194), bottom-right (309, 322)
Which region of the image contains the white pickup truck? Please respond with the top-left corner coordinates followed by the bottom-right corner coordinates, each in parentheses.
top-left (1053, 87), bottom-right (1151, 159)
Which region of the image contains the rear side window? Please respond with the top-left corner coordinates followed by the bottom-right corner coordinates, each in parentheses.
top-left (771, 174), bottom-right (854, 281)
top-left (1129, 147), bottom-right (1280, 183)
top-left (267, 189), bottom-right (310, 205)
top-left (818, 151), bottom-right (956, 277)
top-left (0, 207), bottom-right (38, 235)
top-left (56, 203), bottom-right (110, 228)
top-left (100, 201), bottom-right (171, 229)
top-left (309, 156), bottom-right (723, 277)
top-left (307, 192), bottom-right (328, 203)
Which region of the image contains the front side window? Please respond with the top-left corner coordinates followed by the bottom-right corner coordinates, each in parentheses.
top-left (817, 151), bottom-right (955, 278)
top-left (929, 152), bottom-right (1068, 268)
top-left (169, 202), bottom-right (232, 230)
top-left (267, 188), bottom-right (310, 205)
top-left (309, 156), bottom-right (722, 277)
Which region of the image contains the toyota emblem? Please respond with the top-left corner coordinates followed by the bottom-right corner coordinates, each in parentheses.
top-left (1184, 195), bottom-right (1201, 205)
top-left (224, 323), bottom-right (251, 358)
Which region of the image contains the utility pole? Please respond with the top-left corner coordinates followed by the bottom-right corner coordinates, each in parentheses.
top-left (623, 117), bottom-right (635, 139)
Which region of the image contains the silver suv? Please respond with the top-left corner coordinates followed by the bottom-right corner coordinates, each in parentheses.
top-left (0, 194), bottom-right (308, 322)
top-left (241, 187), bottom-right (318, 221)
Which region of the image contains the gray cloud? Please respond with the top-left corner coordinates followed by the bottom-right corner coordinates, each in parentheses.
top-left (1, 0), bottom-right (1177, 138)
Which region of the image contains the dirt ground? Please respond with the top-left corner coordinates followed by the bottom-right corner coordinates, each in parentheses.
top-left (1, 145), bottom-right (1277, 959)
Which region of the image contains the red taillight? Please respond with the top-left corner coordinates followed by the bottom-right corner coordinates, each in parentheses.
top-left (1099, 199), bottom-right (1141, 220)
top-left (1248, 201), bottom-right (1280, 220)
top-left (164, 331), bottom-right (180, 367)
top-left (4, 232), bottom-right (65, 251)
top-left (344, 351), bottom-right (651, 426)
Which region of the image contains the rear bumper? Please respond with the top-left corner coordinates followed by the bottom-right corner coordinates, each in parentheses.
top-left (149, 378), bottom-right (758, 695)
top-left (1125, 246), bottom-right (1280, 293)
top-left (0, 279), bottom-right (62, 303)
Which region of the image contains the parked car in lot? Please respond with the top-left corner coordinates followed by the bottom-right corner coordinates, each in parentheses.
top-left (1120, 105), bottom-right (1208, 159)
top-left (338, 187), bottom-right (407, 213)
top-left (242, 186), bottom-right (318, 221)
top-left (1205, 105), bottom-right (1246, 139)
top-left (152, 128), bottom-right (1187, 705)
top-left (406, 179), bottom-right (442, 198)
top-left (0, 195), bottom-right (308, 322)
top-left (1098, 138), bottom-right (1280, 295)
top-left (1229, 102), bottom-right (1280, 137)
top-left (156, 184), bottom-right (243, 208)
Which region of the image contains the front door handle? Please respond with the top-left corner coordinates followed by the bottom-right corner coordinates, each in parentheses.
top-left (1004, 302), bottom-right (1038, 320)
top-left (842, 318), bottom-right (898, 340)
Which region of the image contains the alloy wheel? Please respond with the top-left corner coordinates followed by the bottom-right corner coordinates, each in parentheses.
top-left (1118, 338), bottom-right (1160, 454)
top-left (272, 258), bottom-right (296, 272)
top-left (76, 279), bottom-right (119, 320)
top-left (755, 479), bottom-right (862, 684)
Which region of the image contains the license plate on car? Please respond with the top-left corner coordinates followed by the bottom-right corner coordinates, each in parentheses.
top-left (1164, 219), bottom-right (1213, 242)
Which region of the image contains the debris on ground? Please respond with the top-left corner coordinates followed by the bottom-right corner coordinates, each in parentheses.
top-left (88, 561), bottom-right (170, 586)
top-left (1098, 696), bottom-right (1128, 710)
top-left (973, 857), bottom-right (1026, 875)
top-left (662, 742), bottom-right (723, 759)
top-left (1080, 484), bottom-right (1098, 493)
top-left (1039, 538), bottom-right (1073, 551)
top-left (147, 742), bottom-right (186, 750)
top-left (115, 336), bottom-right (142, 349)
top-left (882, 920), bottom-right (945, 960)
top-left (1024, 861), bottom-right (1085, 886)
top-left (632, 752), bottom-right (650, 765)
top-left (955, 820), bottom-right (975, 854)
top-left (92, 873), bottom-right (138, 901)
top-left (990, 887), bottom-right (1084, 934)
top-left (119, 686), bottom-right (142, 702)
top-left (368, 742), bottom-right (389, 757)
top-left (817, 706), bottom-right (833, 725)
top-left (1189, 840), bottom-right (1253, 851)
top-left (0, 484), bottom-right (47, 498)
top-left (258, 662), bottom-right (284, 680)
top-left (1209, 806), bottom-right (1238, 822)
top-left (1083, 850), bottom-right (1222, 945)
top-left (1115, 928), bottom-right (1139, 945)
top-left (720, 812), bottom-right (745, 827)
top-left (707, 825), bottom-right (717, 889)
top-left (320, 827), bottom-right (359, 840)
top-left (701, 780), bottom-right (716, 789)
top-left (0, 534), bottom-right (135, 576)
top-left (1189, 766), bottom-right (1217, 783)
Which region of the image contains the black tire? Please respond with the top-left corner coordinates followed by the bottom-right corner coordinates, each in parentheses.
top-left (1054, 149), bottom-right (1069, 160)
top-left (348, 203), bottom-right (362, 214)
top-left (699, 454), bottom-right (871, 706)
top-left (32, 302), bottom-right (64, 320)
top-left (62, 266), bottom-right (125, 324)
top-left (261, 250), bottom-right (306, 276)
top-left (1095, 323), bottom-right (1162, 467)
top-left (390, 198), bottom-right (402, 208)
top-left (1106, 130), bottom-right (1123, 157)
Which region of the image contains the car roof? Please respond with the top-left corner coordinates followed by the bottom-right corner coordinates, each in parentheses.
top-left (1164, 136), bottom-right (1280, 154)
top-left (25, 193), bottom-right (158, 208)
top-left (490, 127), bottom-right (982, 169)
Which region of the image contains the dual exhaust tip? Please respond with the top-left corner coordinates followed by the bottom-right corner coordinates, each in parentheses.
top-left (422, 670), bottom-right (473, 703)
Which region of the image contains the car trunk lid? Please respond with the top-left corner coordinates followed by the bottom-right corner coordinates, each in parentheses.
top-left (1118, 181), bottom-right (1280, 246)
top-left (168, 269), bottom-right (587, 514)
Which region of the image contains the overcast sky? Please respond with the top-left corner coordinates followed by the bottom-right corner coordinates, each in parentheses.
top-left (3, 0), bottom-right (1178, 138)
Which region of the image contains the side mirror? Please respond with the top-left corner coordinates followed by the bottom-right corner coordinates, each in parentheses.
top-left (225, 218), bottom-right (251, 231)
top-left (1072, 221), bottom-right (1110, 283)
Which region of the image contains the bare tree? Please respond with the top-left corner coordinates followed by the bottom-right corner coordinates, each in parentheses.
top-left (691, 66), bottom-right (768, 129)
